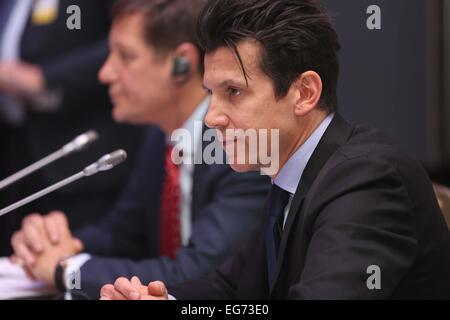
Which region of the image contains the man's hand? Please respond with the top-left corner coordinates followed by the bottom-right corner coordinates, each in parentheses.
top-left (29, 225), bottom-right (83, 286)
top-left (100, 277), bottom-right (169, 300)
top-left (0, 62), bottom-right (45, 96)
top-left (10, 211), bottom-right (83, 284)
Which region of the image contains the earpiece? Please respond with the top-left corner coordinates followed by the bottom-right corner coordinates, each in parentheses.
top-left (172, 56), bottom-right (191, 77)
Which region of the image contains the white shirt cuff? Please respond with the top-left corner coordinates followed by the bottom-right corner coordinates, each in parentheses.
top-left (63, 253), bottom-right (91, 300)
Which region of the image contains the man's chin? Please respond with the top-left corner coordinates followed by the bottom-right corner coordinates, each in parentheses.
top-left (229, 162), bottom-right (259, 174)
top-left (112, 111), bottom-right (129, 124)
top-left (112, 106), bottom-right (137, 124)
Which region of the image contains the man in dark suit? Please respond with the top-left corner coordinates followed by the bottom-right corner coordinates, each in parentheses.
top-left (0, 0), bottom-right (144, 255)
top-left (101, 0), bottom-right (450, 300)
top-left (10, 0), bottom-right (269, 300)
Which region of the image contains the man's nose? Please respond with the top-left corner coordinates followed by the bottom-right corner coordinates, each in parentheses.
top-left (98, 55), bottom-right (116, 84)
top-left (204, 100), bottom-right (229, 129)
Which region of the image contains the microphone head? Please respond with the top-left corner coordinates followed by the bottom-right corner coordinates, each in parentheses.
top-left (97, 149), bottom-right (127, 171)
top-left (73, 130), bottom-right (99, 151)
top-left (83, 149), bottom-right (127, 176)
top-left (63, 130), bottom-right (99, 155)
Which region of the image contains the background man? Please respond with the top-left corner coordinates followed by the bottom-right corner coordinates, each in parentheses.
top-left (10, 0), bottom-right (269, 299)
top-left (0, 0), bottom-right (144, 255)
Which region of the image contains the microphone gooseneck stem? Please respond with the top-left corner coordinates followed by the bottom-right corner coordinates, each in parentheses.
top-left (0, 171), bottom-right (85, 217)
top-left (0, 130), bottom-right (98, 191)
top-left (0, 149), bottom-right (126, 218)
top-left (0, 149), bottom-right (65, 191)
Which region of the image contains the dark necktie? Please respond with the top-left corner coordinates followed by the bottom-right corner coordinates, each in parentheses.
top-left (266, 184), bottom-right (290, 289)
top-left (159, 145), bottom-right (181, 259)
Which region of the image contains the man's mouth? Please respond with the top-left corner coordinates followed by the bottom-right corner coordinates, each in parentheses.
top-left (221, 138), bottom-right (239, 149)
top-left (109, 91), bottom-right (123, 104)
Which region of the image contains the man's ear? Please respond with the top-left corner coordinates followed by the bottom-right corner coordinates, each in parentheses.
top-left (172, 43), bottom-right (201, 76)
top-left (292, 71), bottom-right (323, 117)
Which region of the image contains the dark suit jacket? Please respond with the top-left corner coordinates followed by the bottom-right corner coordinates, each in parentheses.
top-left (170, 114), bottom-right (450, 299)
top-left (0, 0), bottom-right (144, 254)
top-left (72, 126), bottom-right (271, 299)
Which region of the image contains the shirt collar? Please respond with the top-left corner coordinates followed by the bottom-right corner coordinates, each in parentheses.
top-left (274, 113), bottom-right (334, 195)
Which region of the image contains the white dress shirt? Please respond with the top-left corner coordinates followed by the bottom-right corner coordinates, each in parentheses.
top-left (175, 98), bottom-right (210, 245)
top-left (273, 113), bottom-right (334, 228)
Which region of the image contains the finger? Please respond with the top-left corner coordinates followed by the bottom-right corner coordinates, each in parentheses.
top-left (114, 277), bottom-right (141, 300)
top-left (10, 255), bottom-right (18, 264)
top-left (131, 276), bottom-right (147, 296)
top-left (11, 232), bottom-right (35, 266)
top-left (148, 281), bottom-right (168, 298)
top-left (10, 255), bottom-right (26, 269)
top-left (72, 238), bottom-right (84, 253)
top-left (49, 211), bottom-right (69, 234)
top-left (100, 284), bottom-right (115, 300)
top-left (141, 295), bottom-right (168, 300)
top-left (100, 284), bottom-right (127, 301)
top-left (14, 242), bottom-right (35, 266)
top-left (22, 214), bottom-right (46, 253)
top-left (23, 266), bottom-right (36, 281)
top-left (22, 213), bottom-right (45, 229)
top-left (131, 276), bottom-right (142, 288)
top-left (44, 212), bottom-right (63, 244)
top-left (22, 223), bottom-right (45, 253)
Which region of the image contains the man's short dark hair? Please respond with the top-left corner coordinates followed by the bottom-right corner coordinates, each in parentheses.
top-left (112, 0), bottom-right (206, 65)
top-left (197, 0), bottom-right (340, 112)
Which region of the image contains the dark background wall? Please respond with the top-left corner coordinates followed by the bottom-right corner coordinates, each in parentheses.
top-left (321, 0), bottom-right (442, 170)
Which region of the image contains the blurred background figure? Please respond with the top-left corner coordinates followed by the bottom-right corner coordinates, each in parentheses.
top-left (0, 0), bottom-right (144, 255)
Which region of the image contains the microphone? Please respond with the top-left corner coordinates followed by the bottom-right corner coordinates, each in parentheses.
top-left (61, 130), bottom-right (99, 155)
top-left (83, 149), bottom-right (127, 176)
top-left (0, 130), bottom-right (98, 191)
top-left (0, 150), bottom-right (127, 218)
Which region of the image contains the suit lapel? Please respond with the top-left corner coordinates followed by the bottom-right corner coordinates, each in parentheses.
top-left (270, 114), bottom-right (354, 295)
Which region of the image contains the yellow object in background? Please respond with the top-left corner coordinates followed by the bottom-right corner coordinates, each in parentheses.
top-left (31, 0), bottom-right (59, 26)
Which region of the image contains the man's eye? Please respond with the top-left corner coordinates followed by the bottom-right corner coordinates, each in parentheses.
top-left (228, 87), bottom-right (242, 97)
top-left (119, 51), bottom-right (134, 62)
